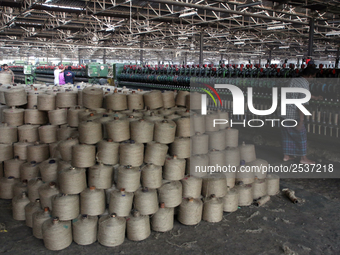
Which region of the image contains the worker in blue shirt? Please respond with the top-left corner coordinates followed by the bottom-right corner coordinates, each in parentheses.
top-left (64, 66), bottom-right (75, 84)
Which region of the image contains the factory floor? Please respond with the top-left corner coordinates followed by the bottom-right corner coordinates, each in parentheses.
top-left (0, 145), bottom-right (339, 255)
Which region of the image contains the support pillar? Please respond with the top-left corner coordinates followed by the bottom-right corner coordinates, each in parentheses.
top-left (199, 32), bottom-right (203, 67)
top-left (308, 18), bottom-right (314, 57)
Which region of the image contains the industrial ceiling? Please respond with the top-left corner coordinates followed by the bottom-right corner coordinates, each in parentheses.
top-left (0, 0), bottom-right (340, 63)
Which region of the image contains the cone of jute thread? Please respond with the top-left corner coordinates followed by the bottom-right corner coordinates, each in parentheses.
top-left (0, 143), bottom-right (14, 162)
top-left (208, 149), bottom-right (226, 171)
top-left (71, 144), bottom-right (96, 168)
top-left (38, 182), bottom-right (60, 210)
top-left (80, 186), bottom-right (106, 216)
top-left (218, 110), bottom-right (229, 130)
top-left (105, 117), bottom-right (130, 142)
top-left (56, 91), bottom-right (78, 108)
top-left (126, 210), bottom-right (151, 241)
top-left (175, 90), bottom-right (189, 107)
top-left (225, 127), bottom-right (239, 148)
top-left (38, 125), bottom-right (57, 144)
top-left (192, 114), bottom-right (205, 134)
top-left (82, 87), bottom-right (103, 109)
top-left (25, 199), bottom-right (42, 228)
top-left (105, 91), bottom-right (128, 111)
top-left (202, 194), bottom-right (224, 223)
top-left (154, 120), bottom-right (176, 144)
top-left (134, 187), bottom-right (159, 215)
top-left (4, 87), bottom-right (27, 107)
top-left (58, 166), bottom-right (86, 195)
top-left (207, 130), bottom-right (226, 151)
top-left (37, 94), bottom-right (56, 111)
top-left (19, 161), bottom-right (40, 181)
top-left (141, 164), bottom-right (163, 189)
top-left (144, 142), bottom-right (168, 166)
top-left (127, 91), bottom-right (144, 110)
top-left (13, 141), bottom-right (33, 161)
top-left (4, 156), bottom-right (25, 178)
top-left (38, 158), bottom-right (58, 183)
top-left (42, 217), bottom-right (72, 251)
top-left (236, 161), bottom-right (255, 185)
top-left (158, 108), bottom-right (177, 116)
top-left (18, 124), bottom-right (39, 143)
top-left (202, 173), bottom-right (228, 198)
top-left (267, 174), bottom-right (280, 196)
top-left (58, 137), bottom-right (78, 162)
top-left (130, 119), bottom-right (154, 144)
top-left (12, 179), bottom-right (28, 198)
top-left (170, 137), bottom-right (190, 159)
top-left (24, 108), bottom-right (48, 125)
top-left (119, 140), bottom-right (144, 167)
top-left (191, 132), bottom-right (209, 155)
top-left (98, 213), bottom-right (126, 247)
top-left (88, 163), bottom-right (113, 190)
top-left (33, 207), bottom-right (51, 239)
top-left (78, 120), bottom-right (102, 144)
top-left (96, 139), bottom-right (119, 165)
top-left (151, 202), bottom-right (174, 232)
top-left (27, 177), bottom-right (44, 202)
top-left (57, 126), bottom-right (78, 141)
top-left (239, 142), bottom-right (256, 163)
top-left (162, 91), bottom-right (176, 108)
top-left (178, 197), bottom-right (203, 226)
top-left (222, 187), bottom-right (239, 212)
top-left (12, 191), bottom-right (30, 221)
top-left (205, 113), bottom-right (219, 132)
top-left (187, 154), bottom-right (209, 178)
top-left (72, 214), bottom-right (98, 245)
top-left (3, 107), bottom-right (24, 126)
top-left (52, 193), bottom-right (80, 221)
top-left (181, 175), bottom-right (202, 199)
top-left (144, 112), bottom-right (164, 122)
top-left (67, 106), bottom-right (85, 127)
top-left (253, 178), bottom-right (267, 200)
top-left (144, 90), bottom-right (163, 110)
top-left (236, 182), bottom-right (253, 207)
top-left (255, 195), bottom-right (270, 207)
top-left (225, 146), bottom-right (241, 167)
top-left (175, 117), bottom-right (191, 138)
top-left (116, 165), bottom-right (141, 193)
top-left (109, 188), bottom-right (133, 217)
top-left (0, 176), bottom-right (19, 199)
top-left (48, 108), bottom-right (68, 126)
top-left (27, 142), bottom-right (49, 163)
top-left (0, 123), bottom-right (17, 144)
top-left (163, 155), bottom-right (186, 181)
top-left (157, 180), bottom-right (182, 208)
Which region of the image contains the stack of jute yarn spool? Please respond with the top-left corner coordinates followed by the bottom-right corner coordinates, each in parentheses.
top-left (0, 85), bottom-right (281, 251)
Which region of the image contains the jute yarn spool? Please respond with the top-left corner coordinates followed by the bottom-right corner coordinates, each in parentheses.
top-left (98, 214), bottom-right (126, 247)
top-left (80, 187), bottom-right (105, 216)
top-left (109, 188), bottom-right (133, 217)
top-left (162, 91), bottom-right (176, 108)
top-left (170, 137), bottom-right (190, 159)
top-left (27, 177), bottom-right (44, 202)
top-left (267, 174), bottom-right (280, 196)
top-left (176, 91), bottom-right (189, 106)
top-left (130, 119), bottom-right (154, 143)
top-left (27, 142), bottom-right (49, 163)
top-left (134, 187), bottom-right (159, 215)
top-left (14, 141), bottom-right (33, 160)
top-left (178, 197), bottom-right (203, 225)
top-left (32, 207), bottom-right (51, 239)
top-left (236, 183), bottom-right (253, 206)
top-left (98, 114), bottom-right (115, 138)
top-left (248, 159), bottom-right (268, 179)
top-left (18, 124), bottom-right (39, 143)
top-left (42, 218), bottom-right (72, 251)
top-left (205, 113), bottom-right (219, 132)
top-left (144, 113), bottom-right (164, 122)
top-left (226, 172), bottom-right (236, 189)
top-left (27, 92), bottom-right (39, 109)
top-left (58, 138), bottom-right (78, 162)
top-left (88, 163), bottom-right (113, 189)
top-left (177, 109), bottom-right (191, 117)
top-left (13, 179), bottom-right (28, 198)
top-left (159, 108), bottom-right (177, 116)
top-left (57, 126), bottom-right (77, 141)
top-left (0, 123), bottom-right (17, 144)
top-left (52, 193), bottom-right (80, 220)
top-left (37, 94), bottom-right (56, 111)
top-left (49, 142), bottom-right (61, 159)
top-left (78, 90), bottom-right (83, 106)
top-left (97, 139), bottom-right (119, 165)
top-left (56, 92), bottom-right (77, 108)
top-left (78, 120), bottom-right (102, 144)
top-left (202, 173), bottom-right (227, 198)
top-left (208, 150), bottom-right (225, 169)
top-left (116, 165), bottom-right (141, 192)
top-left (105, 184), bottom-right (117, 204)
top-left (82, 87), bottom-right (103, 109)
top-left (39, 158), bottom-right (58, 183)
top-left (24, 108), bottom-right (48, 125)
top-left (106, 92), bottom-right (128, 111)
top-left (4, 156), bottom-right (25, 178)
top-left (106, 117), bottom-right (130, 142)
top-left (0, 176), bottom-right (18, 199)
top-left (203, 194), bottom-right (223, 223)
top-left (236, 163), bottom-right (254, 185)
top-left (144, 90), bottom-right (163, 109)
top-left (72, 144), bottom-right (96, 168)
top-left (67, 107), bottom-right (84, 127)
top-left (141, 164), bottom-right (162, 189)
top-left (38, 125), bottom-right (57, 144)
top-left (119, 141), bottom-right (144, 167)
top-left (12, 192), bottom-right (30, 220)
top-left (187, 154), bottom-right (209, 177)
top-left (126, 211), bottom-right (151, 241)
top-left (3, 108), bottom-right (24, 126)
top-left (225, 147), bottom-right (241, 167)
top-left (78, 109), bottom-right (96, 122)
top-left (192, 114), bottom-right (206, 134)
top-left (151, 203), bottom-right (174, 232)
top-left (218, 111), bottom-right (229, 130)
top-left (72, 214), bottom-right (98, 245)
top-left (0, 143), bottom-right (13, 162)
top-left (20, 161), bottom-right (40, 181)
top-left (48, 108), bottom-right (67, 126)
top-left (58, 166), bottom-right (86, 194)
top-left (188, 92), bottom-right (201, 110)
top-left (0, 104), bottom-right (9, 122)
top-left (225, 128), bottom-right (239, 148)
top-left (25, 199), bottom-right (42, 228)
top-left (0, 73), bottom-right (12, 86)
top-left (239, 142), bottom-right (256, 163)
top-left (154, 120), bottom-right (176, 144)
top-left (127, 91), bottom-right (144, 110)
top-left (222, 187), bottom-right (239, 212)
top-left (163, 155), bottom-right (186, 181)
top-left (181, 175), bottom-right (202, 198)
top-left (38, 182), bottom-right (59, 210)
top-left (4, 87), bottom-right (27, 106)
top-left (191, 133), bottom-right (209, 155)
top-left (207, 130), bottom-right (226, 151)
top-left (253, 178), bottom-right (267, 200)
top-left (175, 117), bottom-right (191, 138)
top-left (144, 142), bottom-right (168, 166)
top-left (158, 181), bottom-right (182, 207)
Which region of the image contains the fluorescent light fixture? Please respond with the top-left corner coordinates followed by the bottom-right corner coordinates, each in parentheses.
top-left (178, 36), bottom-right (188, 40)
top-left (179, 11), bottom-right (197, 18)
top-left (234, 42), bottom-right (245, 45)
top-left (237, 1), bottom-right (262, 8)
top-left (267, 25), bottom-right (285, 30)
top-left (279, 46), bottom-right (290, 49)
top-left (296, 55), bottom-right (303, 57)
top-left (41, 3), bottom-right (83, 10)
top-left (326, 31), bottom-right (340, 36)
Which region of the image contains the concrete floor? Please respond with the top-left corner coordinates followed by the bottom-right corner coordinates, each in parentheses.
top-left (0, 145), bottom-right (339, 255)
